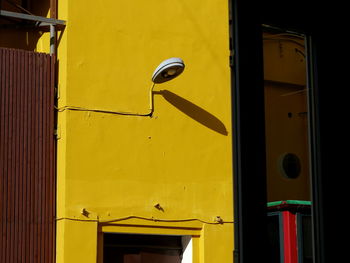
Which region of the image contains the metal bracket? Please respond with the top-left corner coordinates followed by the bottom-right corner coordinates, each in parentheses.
top-left (1, 9), bottom-right (66, 55)
top-left (0, 10), bottom-right (66, 26)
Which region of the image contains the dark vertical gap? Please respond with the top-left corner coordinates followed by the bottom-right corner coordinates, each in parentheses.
top-left (16, 48), bottom-right (21, 263)
top-left (38, 52), bottom-right (43, 263)
top-left (17, 49), bottom-right (22, 263)
top-left (3, 50), bottom-right (10, 262)
top-left (5, 49), bottom-right (10, 263)
top-left (21, 50), bottom-right (27, 263)
top-left (306, 35), bottom-right (322, 263)
top-left (36, 52), bottom-right (41, 262)
top-left (12, 47), bottom-right (16, 263)
top-left (4, 49), bottom-right (10, 263)
top-left (0, 49), bottom-right (2, 260)
top-left (14, 46), bottom-right (19, 262)
top-left (47, 53), bottom-right (52, 263)
top-left (41, 52), bottom-right (46, 263)
top-left (13, 46), bottom-right (20, 263)
top-left (20, 49), bottom-right (25, 263)
top-left (21, 49), bottom-right (28, 263)
top-left (47, 53), bottom-right (53, 263)
top-left (46, 52), bottom-right (53, 263)
top-left (18, 48), bottom-right (24, 262)
top-left (9, 48), bottom-right (15, 263)
top-left (34, 52), bottom-right (40, 262)
top-left (0, 49), bottom-right (2, 262)
top-left (26, 50), bottom-right (33, 263)
top-left (50, 54), bottom-right (54, 263)
top-left (9, 47), bottom-right (13, 262)
top-left (42, 53), bottom-right (47, 263)
top-left (47, 53), bottom-right (54, 263)
top-left (0, 48), bottom-right (4, 263)
top-left (7, 48), bottom-right (11, 263)
top-left (1, 49), bottom-right (5, 260)
top-left (29, 50), bottom-right (35, 263)
top-left (7, 48), bottom-right (12, 263)
top-left (42, 53), bottom-right (48, 263)
top-left (231, 1), bottom-right (268, 263)
top-left (11, 47), bottom-right (16, 263)
top-left (43, 53), bottom-right (47, 263)
top-left (50, 54), bottom-right (56, 263)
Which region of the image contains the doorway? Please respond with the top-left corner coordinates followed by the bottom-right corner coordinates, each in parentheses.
top-left (231, 1), bottom-right (328, 262)
top-left (103, 233), bottom-right (192, 263)
top-left (263, 27), bottom-right (311, 203)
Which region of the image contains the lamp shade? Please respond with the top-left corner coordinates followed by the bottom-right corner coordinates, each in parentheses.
top-left (151, 58), bottom-right (185, 84)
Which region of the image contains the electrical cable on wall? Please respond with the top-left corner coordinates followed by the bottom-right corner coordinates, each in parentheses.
top-left (55, 83), bottom-right (155, 117)
top-left (55, 215), bottom-right (234, 225)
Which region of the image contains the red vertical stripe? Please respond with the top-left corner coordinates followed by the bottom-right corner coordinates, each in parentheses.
top-left (282, 211), bottom-right (298, 263)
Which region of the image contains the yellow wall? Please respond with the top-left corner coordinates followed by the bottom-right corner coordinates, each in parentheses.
top-left (56, 0), bottom-right (233, 262)
top-left (1, 2), bottom-right (314, 261)
top-left (0, 1), bottom-right (315, 261)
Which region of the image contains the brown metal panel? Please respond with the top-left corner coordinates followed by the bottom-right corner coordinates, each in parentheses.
top-left (7, 48), bottom-right (14, 263)
top-left (13, 47), bottom-right (20, 263)
top-left (49, 53), bottom-right (56, 263)
top-left (50, 0), bottom-right (57, 19)
top-left (18, 49), bottom-right (25, 263)
top-left (29, 50), bottom-right (35, 263)
top-left (0, 48), bottom-right (2, 261)
top-left (2, 48), bottom-right (9, 263)
top-left (0, 47), bottom-right (56, 263)
top-left (0, 47), bottom-right (6, 263)
top-left (0, 47), bottom-right (3, 262)
top-left (22, 50), bottom-right (29, 263)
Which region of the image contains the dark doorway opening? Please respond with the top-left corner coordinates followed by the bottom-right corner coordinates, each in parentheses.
top-left (103, 233), bottom-right (189, 263)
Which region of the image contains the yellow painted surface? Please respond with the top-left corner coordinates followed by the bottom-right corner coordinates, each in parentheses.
top-left (56, 0), bottom-right (233, 262)
top-left (201, 224), bottom-right (234, 262)
top-left (56, 220), bottom-right (98, 263)
top-left (1, 2), bottom-right (314, 261)
top-left (0, 2), bottom-right (314, 261)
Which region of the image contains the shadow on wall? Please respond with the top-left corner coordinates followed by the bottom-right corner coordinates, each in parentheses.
top-left (0, 0), bottom-right (51, 51)
top-left (154, 90), bottom-right (228, 136)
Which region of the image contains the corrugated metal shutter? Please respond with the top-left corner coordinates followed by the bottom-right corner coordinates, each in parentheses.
top-left (0, 47), bottom-right (56, 263)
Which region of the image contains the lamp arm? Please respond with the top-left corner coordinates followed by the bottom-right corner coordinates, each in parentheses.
top-left (148, 82), bottom-right (155, 116)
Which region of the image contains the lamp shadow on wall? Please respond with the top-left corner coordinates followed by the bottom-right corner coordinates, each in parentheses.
top-left (154, 90), bottom-right (228, 136)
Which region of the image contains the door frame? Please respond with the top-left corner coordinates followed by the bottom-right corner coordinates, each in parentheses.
top-left (230, 1), bottom-right (331, 262)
